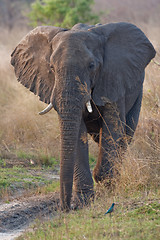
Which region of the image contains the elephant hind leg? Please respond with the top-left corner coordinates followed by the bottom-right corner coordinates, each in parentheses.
top-left (126, 89), bottom-right (143, 143)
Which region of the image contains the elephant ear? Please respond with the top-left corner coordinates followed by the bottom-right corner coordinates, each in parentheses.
top-left (11, 26), bottom-right (66, 104)
top-left (89, 22), bottom-right (156, 105)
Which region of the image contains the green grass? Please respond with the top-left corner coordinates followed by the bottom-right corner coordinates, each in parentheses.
top-left (36, 181), bottom-right (60, 194)
top-left (0, 158), bottom-right (6, 167)
top-left (16, 151), bottom-right (35, 160)
top-left (17, 191), bottom-right (160, 240)
top-left (0, 166), bottom-right (59, 198)
top-left (16, 150), bottom-right (59, 167)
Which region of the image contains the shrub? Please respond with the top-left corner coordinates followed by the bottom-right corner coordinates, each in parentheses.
top-left (28, 0), bottom-right (99, 28)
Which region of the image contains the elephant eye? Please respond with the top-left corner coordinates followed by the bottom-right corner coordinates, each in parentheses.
top-left (89, 62), bottom-right (95, 70)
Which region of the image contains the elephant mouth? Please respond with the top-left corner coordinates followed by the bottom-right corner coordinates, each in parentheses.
top-left (39, 100), bottom-right (93, 115)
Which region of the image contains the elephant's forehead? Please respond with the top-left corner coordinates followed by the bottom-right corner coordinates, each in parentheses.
top-left (52, 30), bottom-right (97, 49)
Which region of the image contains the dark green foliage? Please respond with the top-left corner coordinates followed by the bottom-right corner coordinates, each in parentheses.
top-left (28, 0), bottom-right (99, 28)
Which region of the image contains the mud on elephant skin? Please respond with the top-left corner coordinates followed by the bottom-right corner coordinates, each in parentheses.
top-left (11, 22), bottom-right (156, 210)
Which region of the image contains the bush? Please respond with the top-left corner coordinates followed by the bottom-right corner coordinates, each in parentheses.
top-left (28, 0), bottom-right (99, 28)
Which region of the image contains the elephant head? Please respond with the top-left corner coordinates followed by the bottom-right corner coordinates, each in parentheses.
top-left (11, 22), bottom-right (155, 210)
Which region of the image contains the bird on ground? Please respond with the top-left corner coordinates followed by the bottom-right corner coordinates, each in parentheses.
top-left (104, 203), bottom-right (115, 215)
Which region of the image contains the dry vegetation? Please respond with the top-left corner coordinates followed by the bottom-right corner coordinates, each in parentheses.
top-left (0, 0), bottom-right (159, 195)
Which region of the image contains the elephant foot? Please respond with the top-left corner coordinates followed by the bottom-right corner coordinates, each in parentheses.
top-left (72, 190), bottom-right (94, 210)
top-left (60, 201), bottom-right (71, 213)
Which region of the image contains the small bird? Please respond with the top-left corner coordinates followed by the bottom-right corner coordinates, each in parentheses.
top-left (104, 203), bottom-right (115, 215)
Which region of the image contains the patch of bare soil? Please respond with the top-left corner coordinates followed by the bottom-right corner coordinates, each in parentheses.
top-left (0, 192), bottom-right (60, 239)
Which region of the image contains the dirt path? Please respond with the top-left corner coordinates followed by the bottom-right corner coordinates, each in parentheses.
top-left (0, 193), bottom-right (60, 240)
top-left (0, 157), bottom-right (61, 239)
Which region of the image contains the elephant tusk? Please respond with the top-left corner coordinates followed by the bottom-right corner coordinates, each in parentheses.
top-left (86, 101), bottom-right (93, 113)
top-left (39, 103), bottom-right (53, 115)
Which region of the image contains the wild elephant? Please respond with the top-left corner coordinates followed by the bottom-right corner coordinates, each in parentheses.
top-left (11, 22), bottom-right (156, 210)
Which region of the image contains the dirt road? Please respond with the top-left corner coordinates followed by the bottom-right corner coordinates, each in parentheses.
top-left (0, 193), bottom-right (60, 240)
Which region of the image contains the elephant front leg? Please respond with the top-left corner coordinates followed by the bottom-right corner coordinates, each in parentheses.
top-left (93, 104), bottom-right (125, 184)
top-left (73, 119), bottom-right (94, 208)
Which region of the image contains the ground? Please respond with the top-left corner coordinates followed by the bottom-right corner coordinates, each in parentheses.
top-left (0, 158), bottom-right (60, 239)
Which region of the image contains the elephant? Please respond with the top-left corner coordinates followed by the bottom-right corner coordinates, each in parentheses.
top-left (11, 22), bottom-right (156, 211)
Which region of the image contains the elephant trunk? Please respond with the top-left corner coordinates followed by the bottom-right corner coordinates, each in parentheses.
top-left (55, 75), bottom-right (84, 210)
top-left (59, 113), bottom-right (81, 210)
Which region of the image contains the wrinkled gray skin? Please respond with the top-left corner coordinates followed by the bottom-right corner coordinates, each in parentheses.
top-left (11, 22), bottom-right (156, 211)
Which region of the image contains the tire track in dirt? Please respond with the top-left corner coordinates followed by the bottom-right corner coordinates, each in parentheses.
top-left (0, 193), bottom-right (60, 239)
